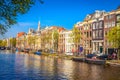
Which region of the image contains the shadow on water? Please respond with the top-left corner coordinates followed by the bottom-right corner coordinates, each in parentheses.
top-left (0, 50), bottom-right (120, 80)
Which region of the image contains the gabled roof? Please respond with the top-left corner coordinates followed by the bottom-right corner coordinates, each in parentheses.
top-left (84, 10), bottom-right (106, 21)
top-left (17, 32), bottom-right (26, 37)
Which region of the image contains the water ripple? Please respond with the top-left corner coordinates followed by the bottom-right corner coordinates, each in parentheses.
top-left (0, 51), bottom-right (120, 80)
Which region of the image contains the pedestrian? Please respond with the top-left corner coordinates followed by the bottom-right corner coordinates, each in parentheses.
top-left (112, 52), bottom-right (117, 60)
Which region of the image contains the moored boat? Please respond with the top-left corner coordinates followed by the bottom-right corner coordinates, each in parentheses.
top-left (72, 57), bottom-right (85, 62)
top-left (0, 46), bottom-right (6, 50)
top-left (85, 58), bottom-right (106, 65)
top-left (34, 50), bottom-right (42, 55)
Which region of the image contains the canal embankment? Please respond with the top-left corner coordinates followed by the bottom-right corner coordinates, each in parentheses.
top-left (31, 52), bottom-right (120, 66)
top-left (15, 51), bottom-right (120, 66)
top-left (41, 52), bottom-right (75, 60)
top-left (106, 60), bottom-right (120, 67)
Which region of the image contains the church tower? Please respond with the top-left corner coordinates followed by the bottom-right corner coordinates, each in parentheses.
top-left (37, 21), bottom-right (41, 34)
top-left (37, 21), bottom-right (40, 31)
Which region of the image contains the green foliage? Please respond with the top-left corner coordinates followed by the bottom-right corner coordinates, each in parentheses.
top-left (71, 25), bottom-right (81, 44)
top-left (41, 31), bottom-right (52, 50)
top-left (0, 40), bottom-right (3, 46)
top-left (0, 39), bottom-right (7, 46)
top-left (10, 38), bottom-right (16, 47)
top-left (45, 31), bottom-right (52, 43)
top-left (107, 27), bottom-right (120, 48)
top-left (107, 26), bottom-right (120, 60)
top-left (0, 0), bottom-right (43, 34)
top-left (53, 29), bottom-right (59, 51)
top-left (28, 35), bottom-right (36, 46)
top-left (53, 29), bottom-right (59, 43)
top-left (70, 25), bottom-right (81, 54)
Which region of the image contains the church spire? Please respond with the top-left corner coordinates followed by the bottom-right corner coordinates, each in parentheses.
top-left (37, 21), bottom-right (40, 31)
top-left (28, 28), bottom-right (31, 34)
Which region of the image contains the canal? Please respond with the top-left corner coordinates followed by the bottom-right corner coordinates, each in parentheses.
top-left (0, 51), bottom-right (120, 80)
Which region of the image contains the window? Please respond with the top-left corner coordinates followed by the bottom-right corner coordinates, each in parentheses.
top-left (117, 23), bottom-right (120, 27)
top-left (109, 15), bottom-right (112, 19)
top-left (84, 25), bottom-right (86, 30)
top-left (93, 23), bottom-right (96, 29)
top-left (99, 21), bottom-right (103, 28)
top-left (89, 24), bottom-right (91, 29)
top-left (108, 22), bottom-right (111, 28)
top-left (90, 40), bottom-right (92, 48)
top-left (104, 23), bottom-right (107, 28)
top-left (86, 25), bottom-right (88, 30)
top-left (112, 21), bottom-right (115, 27)
top-left (90, 31), bottom-right (92, 37)
top-left (96, 22), bottom-right (99, 29)
top-left (106, 15), bottom-right (109, 20)
top-left (87, 32), bottom-right (89, 37)
top-left (117, 14), bottom-right (120, 21)
top-left (99, 30), bottom-right (103, 39)
top-left (81, 27), bottom-right (83, 30)
top-left (96, 30), bottom-right (99, 39)
top-left (93, 31), bottom-right (95, 39)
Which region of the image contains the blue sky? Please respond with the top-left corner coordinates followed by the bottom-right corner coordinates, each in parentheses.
top-left (1, 0), bottom-right (120, 39)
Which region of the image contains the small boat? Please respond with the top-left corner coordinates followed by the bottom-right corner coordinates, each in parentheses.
top-left (85, 58), bottom-right (106, 65)
top-left (0, 46), bottom-right (6, 50)
top-left (34, 50), bottom-right (42, 55)
top-left (72, 57), bottom-right (85, 62)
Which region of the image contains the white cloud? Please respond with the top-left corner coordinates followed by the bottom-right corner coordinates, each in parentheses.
top-left (16, 22), bottom-right (37, 27)
top-left (0, 22), bottom-right (38, 39)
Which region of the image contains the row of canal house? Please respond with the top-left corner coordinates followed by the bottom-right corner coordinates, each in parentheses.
top-left (16, 7), bottom-right (120, 55)
top-left (75, 7), bottom-right (120, 54)
top-left (16, 21), bottom-right (65, 52)
top-left (75, 10), bottom-right (105, 54)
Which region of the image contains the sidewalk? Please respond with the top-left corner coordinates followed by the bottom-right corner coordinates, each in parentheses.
top-left (106, 60), bottom-right (120, 67)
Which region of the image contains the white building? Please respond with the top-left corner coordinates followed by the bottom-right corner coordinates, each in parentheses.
top-left (59, 30), bottom-right (74, 55)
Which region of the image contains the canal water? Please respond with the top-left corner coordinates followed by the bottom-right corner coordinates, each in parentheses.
top-left (0, 51), bottom-right (120, 80)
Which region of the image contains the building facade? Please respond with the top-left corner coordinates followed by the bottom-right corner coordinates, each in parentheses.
top-left (58, 30), bottom-right (73, 55)
top-left (91, 10), bottom-right (105, 54)
top-left (104, 8), bottom-right (120, 54)
top-left (16, 32), bottom-right (26, 49)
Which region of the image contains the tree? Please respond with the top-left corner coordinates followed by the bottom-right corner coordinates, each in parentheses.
top-left (0, 40), bottom-right (3, 46)
top-left (27, 35), bottom-right (34, 49)
top-left (46, 31), bottom-right (52, 50)
top-left (107, 26), bottom-right (120, 60)
top-left (10, 38), bottom-right (16, 47)
top-left (0, 39), bottom-right (7, 46)
top-left (52, 29), bottom-right (59, 52)
top-left (71, 25), bottom-right (81, 55)
top-left (40, 31), bottom-right (52, 52)
top-left (0, 0), bottom-right (43, 34)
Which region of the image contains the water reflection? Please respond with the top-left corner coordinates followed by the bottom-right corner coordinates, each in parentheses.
top-left (0, 51), bottom-right (120, 80)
